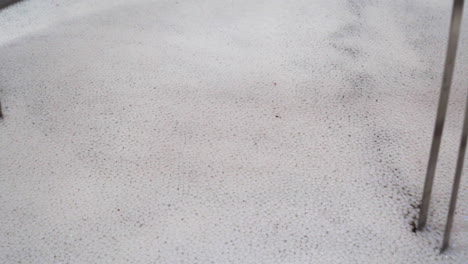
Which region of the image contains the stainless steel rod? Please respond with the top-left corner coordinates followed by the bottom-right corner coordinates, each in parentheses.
top-left (418, 0), bottom-right (465, 230)
top-left (441, 93), bottom-right (468, 253)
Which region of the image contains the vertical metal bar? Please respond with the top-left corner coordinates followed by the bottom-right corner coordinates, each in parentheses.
top-left (441, 93), bottom-right (468, 253)
top-left (418, 0), bottom-right (465, 230)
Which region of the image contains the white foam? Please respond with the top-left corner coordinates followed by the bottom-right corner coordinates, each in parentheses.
top-left (0, 0), bottom-right (467, 263)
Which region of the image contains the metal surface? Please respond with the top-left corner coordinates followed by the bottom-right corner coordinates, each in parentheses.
top-left (441, 93), bottom-right (468, 253)
top-left (418, 0), bottom-right (465, 231)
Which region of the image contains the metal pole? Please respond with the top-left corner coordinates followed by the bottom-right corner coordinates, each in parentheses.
top-left (441, 93), bottom-right (468, 253)
top-left (418, 0), bottom-right (465, 230)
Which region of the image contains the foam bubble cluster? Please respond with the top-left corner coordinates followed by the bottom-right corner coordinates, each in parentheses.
top-left (0, 0), bottom-right (467, 263)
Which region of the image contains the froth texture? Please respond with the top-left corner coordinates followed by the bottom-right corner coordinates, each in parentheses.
top-left (0, 0), bottom-right (467, 263)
